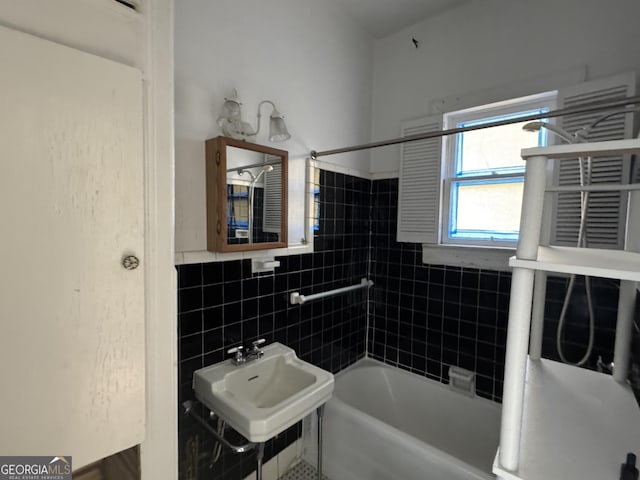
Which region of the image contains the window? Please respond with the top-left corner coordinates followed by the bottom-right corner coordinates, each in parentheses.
top-left (397, 74), bottom-right (634, 269)
top-left (441, 92), bottom-right (556, 247)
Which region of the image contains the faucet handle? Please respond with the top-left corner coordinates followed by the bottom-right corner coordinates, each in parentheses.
top-left (227, 345), bottom-right (245, 364)
top-left (251, 339), bottom-right (266, 349)
top-left (227, 345), bottom-right (244, 359)
top-left (227, 345), bottom-right (244, 354)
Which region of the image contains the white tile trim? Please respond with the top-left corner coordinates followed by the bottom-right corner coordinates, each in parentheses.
top-left (311, 158), bottom-right (370, 179)
top-left (370, 170), bottom-right (399, 180)
top-left (175, 243), bottom-right (313, 265)
top-left (422, 244), bottom-right (514, 271)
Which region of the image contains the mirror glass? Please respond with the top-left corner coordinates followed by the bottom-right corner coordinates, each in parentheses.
top-left (226, 146), bottom-right (283, 245)
top-left (206, 137), bottom-right (288, 252)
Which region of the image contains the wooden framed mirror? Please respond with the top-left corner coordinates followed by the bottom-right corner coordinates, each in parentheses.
top-left (206, 136), bottom-right (288, 252)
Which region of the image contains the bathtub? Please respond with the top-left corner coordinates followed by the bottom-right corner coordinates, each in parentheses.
top-left (321, 358), bottom-right (501, 480)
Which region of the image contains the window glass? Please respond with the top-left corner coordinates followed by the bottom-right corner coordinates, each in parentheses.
top-left (457, 115), bottom-right (545, 176)
top-left (442, 92), bottom-right (556, 247)
top-left (451, 180), bottom-right (523, 240)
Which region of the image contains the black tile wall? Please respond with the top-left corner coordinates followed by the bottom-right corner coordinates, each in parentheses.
top-left (368, 178), bottom-right (622, 403)
top-left (368, 178), bottom-right (509, 401)
top-left (177, 170), bottom-right (370, 480)
top-left (178, 171), bottom-right (630, 479)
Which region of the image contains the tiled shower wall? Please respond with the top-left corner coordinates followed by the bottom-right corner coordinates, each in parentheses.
top-left (177, 170), bottom-right (370, 480)
top-left (368, 178), bottom-right (623, 402)
top-left (177, 170), bottom-right (630, 479)
top-left (368, 179), bottom-right (509, 401)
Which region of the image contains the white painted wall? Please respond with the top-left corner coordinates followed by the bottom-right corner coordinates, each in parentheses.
top-left (175, 0), bottom-right (374, 255)
top-left (370, 0), bottom-right (640, 173)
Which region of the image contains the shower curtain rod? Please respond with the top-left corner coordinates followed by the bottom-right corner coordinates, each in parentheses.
top-left (226, 159), bottom-right (281, 172)
top-left (310, 95), bottom-right (640, 159)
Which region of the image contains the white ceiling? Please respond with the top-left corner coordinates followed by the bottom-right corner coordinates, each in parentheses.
top-left (335, 0), bottom-right (471, 38)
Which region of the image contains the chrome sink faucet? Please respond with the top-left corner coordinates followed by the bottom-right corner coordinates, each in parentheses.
top-left (227, 339), bottom-right (266, 365)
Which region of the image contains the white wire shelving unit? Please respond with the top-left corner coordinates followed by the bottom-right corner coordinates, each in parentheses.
top-left (492, 139), bottom-right (640, 480)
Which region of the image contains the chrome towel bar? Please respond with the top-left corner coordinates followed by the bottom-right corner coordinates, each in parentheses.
top-left (182, 400), bottom-right (255, 454)
top-left (289, 278), bottom-right (373, 305)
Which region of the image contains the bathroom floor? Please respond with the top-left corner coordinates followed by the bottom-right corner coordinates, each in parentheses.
top-left (279, 460), bottom-right (329, 480)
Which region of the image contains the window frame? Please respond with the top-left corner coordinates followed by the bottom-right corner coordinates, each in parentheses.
top-left (441, 92), bottom-right (557, 248)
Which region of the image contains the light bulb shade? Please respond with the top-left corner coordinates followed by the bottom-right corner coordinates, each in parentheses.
top-left (268, 111), bottom-right (291, 142)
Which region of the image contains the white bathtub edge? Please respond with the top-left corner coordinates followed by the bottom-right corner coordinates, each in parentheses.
top-left (322, 356), bottom-right (499, 480)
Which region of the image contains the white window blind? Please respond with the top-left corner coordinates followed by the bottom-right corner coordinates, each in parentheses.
top-left (263, 155), bottom-right (282, 234)
top-left (397, 115), bottom-right (443, 244)
top-left (551, 73), bottom-right (636, 249)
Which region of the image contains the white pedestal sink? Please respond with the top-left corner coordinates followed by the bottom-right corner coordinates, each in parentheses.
top-left (193, 342), bottom-right (334, 443)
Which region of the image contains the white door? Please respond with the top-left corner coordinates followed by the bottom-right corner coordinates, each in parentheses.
top-left (0, 25), bottom-right (145, 468)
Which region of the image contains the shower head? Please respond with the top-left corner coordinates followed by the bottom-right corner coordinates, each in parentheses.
top-left (522, 121), bottom-right (582, 144)
top-left (522, 121), bottom-right (545, 132)
top-left (238, 164), bottom-right (275, 187)
top-left (524, 108), bottom-right (639, 144)
top-left (252, 164), bottom-right (274, 185)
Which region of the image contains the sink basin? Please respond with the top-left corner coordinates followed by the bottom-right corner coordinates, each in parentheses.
top-left (193, 342), bottom-right (334, 442)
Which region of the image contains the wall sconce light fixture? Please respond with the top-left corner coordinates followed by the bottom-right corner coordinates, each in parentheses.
top-left (216, 90), bottom-right (291, 142)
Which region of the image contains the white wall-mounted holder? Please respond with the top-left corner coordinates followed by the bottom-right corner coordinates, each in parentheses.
top-left (448, 366), bottom-right (476, 397)
top-left (251, 258), bottom-right (281, 274)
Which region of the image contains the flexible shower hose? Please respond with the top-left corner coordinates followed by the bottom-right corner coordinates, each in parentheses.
top-left (556, 155), bottom-right (595, 366)
top-left (527, 109), bottom-right (638, 367)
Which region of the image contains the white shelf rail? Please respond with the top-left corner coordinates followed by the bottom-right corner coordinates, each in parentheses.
top-left (289, 278), bottom-right (373, 305)
top-left (496, 138), bottom-right (640, 479)
top-left (545, 183), bottom-right (640, 193)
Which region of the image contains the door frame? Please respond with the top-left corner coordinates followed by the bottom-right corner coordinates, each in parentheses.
top-left (140, 1), bottom-right (177, 479)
